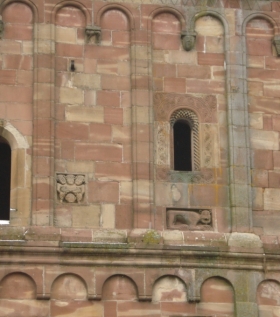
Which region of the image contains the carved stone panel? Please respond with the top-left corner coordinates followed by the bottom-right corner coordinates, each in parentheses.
top-left (56, 174), bottom-right (86, 203)
top-left (167, 208), bottom-right (212, 231)
top-left (154, 93), bottom-right (217, 123)
top-left (156, 121), bottom-right (170, 166)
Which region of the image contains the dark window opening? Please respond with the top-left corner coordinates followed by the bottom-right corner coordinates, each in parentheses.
top-left (173, 120), bottom-right (192, 171)
top-left (0, 137), bottom-right (11, 220)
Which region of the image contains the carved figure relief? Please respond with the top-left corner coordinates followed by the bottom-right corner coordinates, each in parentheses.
top-left (273, 35), bottom-right (280, 56)
top-left (181, 31), bottom-right (196, 51)
top-left (167, 209), bottom-right (212, 231)
top-left (85, 25), bottom-right (101, 43)
top-left (154, 93), bottom-right (217, 123)
top-left (56, 174), bottom-right (85, 203)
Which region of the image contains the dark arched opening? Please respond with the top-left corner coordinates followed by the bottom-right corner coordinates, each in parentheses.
top-left (173, 120), bottom-right (192, 171)
top-left (0, 137), bottom-right (11, 221)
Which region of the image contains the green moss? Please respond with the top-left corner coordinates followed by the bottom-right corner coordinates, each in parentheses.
top-left (142, 230), bottom-right (161, 245)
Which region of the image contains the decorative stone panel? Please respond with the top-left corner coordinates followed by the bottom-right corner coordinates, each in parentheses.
top-left (56, 174), bottom-right (86, 204)
top-left (167, 208), bottom-right (212, 231)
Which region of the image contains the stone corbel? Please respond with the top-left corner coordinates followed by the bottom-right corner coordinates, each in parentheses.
top-left (181, 30), bottom-right (196, 51)
top-left (273, 35), bottom-right (280, 56)
top-left (0, 20), bottom-right (4, 39)
top-left (85, 25), bottom-right (101, 44)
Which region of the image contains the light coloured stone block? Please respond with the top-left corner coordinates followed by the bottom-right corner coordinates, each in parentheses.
top-left (249, 113), bottom-right (263, 130)
top-left (195, 15), bottom-right (224, 36)
top-left (101, 204), bottom-right (115, 229)
top-left (60, 87), bottom-right (84, 104)
top-left (66, 106), bottom-right (104, 123)
top-left (73, 74), bottom-right (101, 89)
top-left (72, 205), bottom-right (100, 227)
top-left (164, 51), bottom-right (196, 64)
top-left (264, 188), bottom-right (280, 210)
top-left (250, 129), bottom-right (279, 150)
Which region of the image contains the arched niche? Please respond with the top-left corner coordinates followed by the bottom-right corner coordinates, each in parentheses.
top-left (152, 275), bottom-right (187, 303)
top-left (0, 272), bottom-right (36, 299)
top-left (102, 274), bottom-right (138, 300)
top-left (51, 273), bottom-right (87, 300)
top-left (198, 276), bottom-right (235, 316)
top-left (257, 280), bottom-right (280, 316)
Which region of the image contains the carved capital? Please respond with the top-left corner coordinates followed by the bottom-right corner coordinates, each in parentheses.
top-left (85, 25), bottom-right (101, 44)
top-left (273, 35), bottom-right (280, 56)
top-left (0, 20), bottom-right (4, 39)
top-left (181, 31), bottom-right (196, 51)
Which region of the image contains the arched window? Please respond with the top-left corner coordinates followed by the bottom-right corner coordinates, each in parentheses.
top-left (170, 109), bottom-right (200, 171)
top-left (0, 137), bottom-right (11, 222)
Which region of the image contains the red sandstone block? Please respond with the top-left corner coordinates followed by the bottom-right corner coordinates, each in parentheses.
top-left (12, 120), bottom-right (32, 136)
top-left (85, 46), bottom-right (129, 61)
top-left (6, 103), bottom-right (32, 120)
top-left (152, 13), bottom-right (180, 33)
top-left (249, 95), bottom-right (280, 114)
top-left (95, 162), bottom-right (132, 180)
top-left (89, 123), bottom-right (112, 142)
top-left (2, 2), bottom-right (33, 22)
top-left (104, 301), bottom-right (117, 317)
top-left (112, 31), bottom-right (130, 46)
top-left (273, 151), bottom-right (280, 169)
top-left (268, 171), bottom-right (280, 188)
top-left (88, 181), bottom-right (119, 203)
top-left (190, 184), bottom-right (229, 207)
top-left (132, 75), bottom-right (149, 90)
top-left (198, 52), bottom-right (224, 66)
top-left (17, 70), bottom-right (33, 86)
top-left (75, 143), bottom-right (122, 161)
top-left (132, 30), bottom-right (149, 45)
top-left (248, 68), bottom-right (280, 82)
top-left (177, 65), bottom-right (211, 79)
top-left (0, 70), bottom-right (16, 85)
top-left (247, 39), bottom-right (272, 56)
top-left (56, 43), bottom-right (83, 57)
top-left (186, 79), bottom-right (224, 94)
top-left (101, 10), bottom-right (129, 30)
top-left (56, 122), bottom-right (89, 140)
top-left (101, 75), bottom-right (130, 91)
top-left (135, 162), bottom-right (150, 180)
top-left (117, 301), bottom-right (161, 317)
top-left (164, 77), bottom-right (185, 93)
top-left (61, 229), bottom-right (93, 242)
top-left (3, 55), bottom-right (32, 70)
top-left (104, 107), bottom-right (123, 125)
top-left (56, 6), bottom-right (86, 27)
top-left (84, 58), bottom-right (97, 74)
top-left (252, 149), bottom-right (273, 169)
top-left (37, 54), bottom-right (51, 68)
top-left (153, 63), bottom-right (176, 77)
top-left (263, 114), bottom-right (272, 130)
top-left (34, 119), bottom-right (51, 138)
top-left (55, 56), bottom-right (68, 71)
top-left (97, 60), bottom-right (118, 75)
top-left (0, 85), bottom-right (32, 103)
top-left (201, 278), bottom-right (234, 303)
top-left (4, 24), bottom-right (32, 40)
top-left (153, 78), bottom-right (163, 91)
top-left (251, 169), bottom-right (268, 187)
top-left (36, 181), bottom-right (51, 200)
top-left (161, 302), bottom-right (196, 315)
top-left (61, 140), bottom-right (75, 159)
top-left (153, 33), bottom-right (180, 50)
top-left (97, 90), bottom-right (120, 107)
top-left (265, 56), bottom-right (280, 69)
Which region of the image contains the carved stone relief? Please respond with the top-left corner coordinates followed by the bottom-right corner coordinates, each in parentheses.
top-left (156, 121), bottom-right (170, 166)
top-left (201, 123), bottom-right (218, 168)
top-left (167, 209), bottom-right (212, 231)
top-left (154, 93), bottom-right (217, 123)
top-left (56, 174), bottom-right (86, 203)
top-left (85, 25), bottom-right (101, 44)
top-left (181, 30), bottom-right (196, 51)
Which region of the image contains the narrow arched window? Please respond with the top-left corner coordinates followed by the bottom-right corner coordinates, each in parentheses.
top-left (0, 137), bottom-right (11, 221)
top-left (173, 120), bottom-right (192, 171)
top-left (170, 109), bottom-right (200, 171)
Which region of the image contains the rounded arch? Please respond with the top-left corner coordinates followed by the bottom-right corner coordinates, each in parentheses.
top-left (190, 10), bottom-right (228, 34)
top-left (152, 274), bottom-right (188, 303)
top-left (242, 13), bottom-right (279, 35)
top-left (0, 121), bottom-right (29, 150)
top-left (52, 0), bottom-right (91, 25)
top-left (96, 4), bottom-right (135, 30)
top-left (200, 276), bottom-right (235, 299)
top-left (50, 273), bottom-right (88, 300)
top-left (149, 7), bottom-right (185, 31)
top-left (0, 272), bottom-right (36, 299)
top-left (102, 274), bottom-right (138, 300)
top-left (257, 279), bottom-right (280, 304)
top-left (0, 0), bottom-right (38, 22)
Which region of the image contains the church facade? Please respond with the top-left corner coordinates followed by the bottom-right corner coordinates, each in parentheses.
top-left (0, 0), bottom-right (280, 315)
